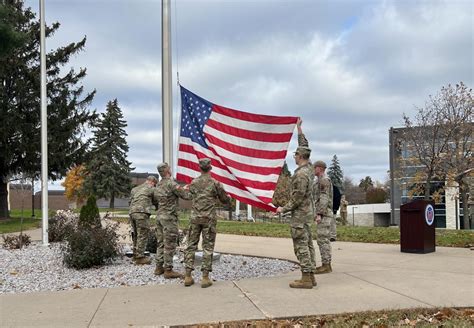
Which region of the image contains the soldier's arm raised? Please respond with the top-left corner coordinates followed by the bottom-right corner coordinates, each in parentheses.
top-left (297, 118), bottom-right (309, 148)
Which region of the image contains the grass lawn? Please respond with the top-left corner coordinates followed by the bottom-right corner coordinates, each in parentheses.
top-left (108, 214), bottom-right (474, 248)
top-left (177, 218), bottom-right (473, 248)
top-left (9, 209), bottom-right (43, 219)
top-left (0, 217), bottom-right (41, 234)
top-left (192, 307), bottom-right (474, 327)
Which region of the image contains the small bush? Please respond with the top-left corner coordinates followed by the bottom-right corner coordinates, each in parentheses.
top-left (2, 234), bottom-right (31, 249)
top-left (49, 210), bottom-right (79, 242)
top-left (79, 195), bottom-right (101, 228)
top-left (63, 222), bottom-right (120, 269)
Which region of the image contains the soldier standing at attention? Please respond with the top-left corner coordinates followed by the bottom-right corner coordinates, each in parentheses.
top-left (183, 158), bottom-right (230, 288)
top-left (313, 160), bottom-right (334, 274)
top-left (153, 162), bottom-right (189, 279)
top-left (276, 118), bottom-right (316, 289)
top-left (129, 175), bottom-right (158, 265)
top-left (340, 195), bottom-right (349, 226)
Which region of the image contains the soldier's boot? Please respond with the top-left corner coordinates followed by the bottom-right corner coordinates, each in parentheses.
top-left (134, 257), bottom-right (152, 265)
top-left (289, 272), bottom-right (313, 289)
top-left (315, 263), bottom-right (332, 274)
top-left (292, 273), bottom-right (317, 287)
top-left (184, 269), bottom-right (194, 287)
top-left (201, 271), bottom-right (213, 288)
top-left (164, 268), bottom-right (184, 279)
top-left (154, 265), bottom-right (164, 275)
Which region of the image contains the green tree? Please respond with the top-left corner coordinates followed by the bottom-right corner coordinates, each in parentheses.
top-left (327, 154), bottom-right (344, 189)
top-left (83, 99), bottom-right (133, 209)
top-left (359, 176), bottom-right (374, 192)
top-left (0, 1), bottom-right (96, 219)
top-left (0, 3), bottom-right (25, 57)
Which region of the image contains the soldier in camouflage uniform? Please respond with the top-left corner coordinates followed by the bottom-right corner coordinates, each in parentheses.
top-left (153, 162), bottom-right (189, 279)
top-left (313, 160), bottom-right (334, 274)
top-left (183, 158), bottom-right (230, 288)
top-left (129, 175), bottom-right (158, 265)
top-left (340, 195), bottom-right (349, 226)
top-left (276, 118), bottom-right (316, 289)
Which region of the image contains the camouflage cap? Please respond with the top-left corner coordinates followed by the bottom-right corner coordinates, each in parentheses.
top-left (147, 175), bottom-right (158, 183)
top-left (199, 158), bottom-right (212, 170)
top-left (313, 160), bottom-right (327, 168)
top-left (294, 146), bottom-right (311, 156)
top-left (157, 162), bottom-right (169, 174)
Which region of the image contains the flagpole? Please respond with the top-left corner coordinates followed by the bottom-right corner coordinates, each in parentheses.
top-left (40, 0), bottom-right (49, 246)
top-left (162, 0), bottom-right (173, 168)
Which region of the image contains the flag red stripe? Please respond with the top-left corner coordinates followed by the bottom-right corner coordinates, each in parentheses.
top-left (204, 133), bottom-right (287, 159)
top-left (206, 118), bottom-right (294, 143)
top-left (213, 104), bottom-right (298, 125)
top-left (179, 143), bottom-right (283, 175)
top-left (177, 172), bottom-right (276, 212)
top-left (177, 158), bottom-right (276, 193)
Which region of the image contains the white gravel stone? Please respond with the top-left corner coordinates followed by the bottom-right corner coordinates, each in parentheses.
top-left (0, 242), bottom-right (298, 294)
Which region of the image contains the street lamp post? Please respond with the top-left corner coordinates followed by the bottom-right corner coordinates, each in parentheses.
top-left (352, 206), bottom-right (358, 226)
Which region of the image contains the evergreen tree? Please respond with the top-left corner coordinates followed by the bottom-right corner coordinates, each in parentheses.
top-left (84, 99), bottom-right (133, 209)
top-left (0, 4), bottom-right (25, 57)
top-left (0, 1), bottom-right (96, 218)
top-left (327, 155), bottom-right (344, 189)
top-left (359, 176), bottom-right (374, 192)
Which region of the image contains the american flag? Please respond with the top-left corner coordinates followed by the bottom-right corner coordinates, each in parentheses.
top-left (176, 86), bottom-right (297, 212)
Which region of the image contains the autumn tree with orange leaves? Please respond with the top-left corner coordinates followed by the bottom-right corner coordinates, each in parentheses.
top-left (62, 165), bottom-right (87, 204)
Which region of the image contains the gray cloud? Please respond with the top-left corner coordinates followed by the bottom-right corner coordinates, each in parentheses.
top-left (27, 0), bottom-right (473, 186)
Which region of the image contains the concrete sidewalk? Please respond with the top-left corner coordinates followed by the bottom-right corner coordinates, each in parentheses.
top-left (1, 233), bottom-right (473, 327)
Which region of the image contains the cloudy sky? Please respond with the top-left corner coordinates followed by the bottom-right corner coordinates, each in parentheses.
top-left (27, 0), bottom-right (473, 188)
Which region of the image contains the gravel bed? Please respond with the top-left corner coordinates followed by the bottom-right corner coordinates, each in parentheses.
top-left (0, 242), bottom-right (298, 294)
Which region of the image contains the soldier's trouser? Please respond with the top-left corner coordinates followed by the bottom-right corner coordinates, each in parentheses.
top-left (317, 216), bottom-right (332, 264)
top-left (329, 216), bottom-right (337, 239)
top-left (306, 223), bottom-right (317, 272)
top-left (185, 220), bottom-right (217, 272)
top-left (340, 211), bottom-right (348, 225)
top-left (155, 215), bottom-right (179, 269)
top-left (291, 223), bottom-right (313, 273)
top-left (130, 213), bottom-right (150, 258)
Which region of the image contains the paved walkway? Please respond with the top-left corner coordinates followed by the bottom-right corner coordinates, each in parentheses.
top-left (1, 229), bottom-right (473, 327)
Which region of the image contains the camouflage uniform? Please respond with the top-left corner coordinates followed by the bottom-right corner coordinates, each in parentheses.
top-left (129, 181), bottom-right (156, 258)
top-left (184, 160), bottom-right (230, 273)
top-left (340, 198), bottom-right (348, 225)
top-left (281, 133), bottom-right (316, 273)
top-left (314, 174), bottom-right (333, 264)
top-left (153, 176), bottom-right (188, 270)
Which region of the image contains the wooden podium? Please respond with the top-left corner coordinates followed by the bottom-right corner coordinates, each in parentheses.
top-left (400, 199), bottom-right (436, 253)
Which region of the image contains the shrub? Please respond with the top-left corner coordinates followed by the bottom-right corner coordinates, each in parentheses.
top-left (79, 195), bottom-right (101, 228)
top-left (63, 222), bottom-right (120, 269)
top-left (48, 210), bottom-right (79, 242)
top-left (2, 234), bottom-right (31, 249)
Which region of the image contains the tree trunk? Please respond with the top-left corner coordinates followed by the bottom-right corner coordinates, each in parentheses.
top-left (424, 180), bottom-right (431, 200)
top-left (109, 194), bottom-right (115, 210)
top-left (0, 178), bottom-right (9, 219)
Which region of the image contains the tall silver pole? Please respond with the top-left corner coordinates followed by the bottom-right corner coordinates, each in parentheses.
top-left (162, 0), bottom-right (173, 168)
top-left (40, 0), bottom-right (49, 245)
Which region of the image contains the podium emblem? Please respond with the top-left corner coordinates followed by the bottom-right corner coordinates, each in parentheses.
top-left (425, 204), bottom-right (434, 226)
